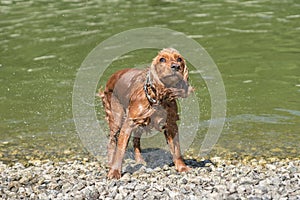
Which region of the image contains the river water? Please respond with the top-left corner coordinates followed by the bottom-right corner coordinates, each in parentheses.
top-left (0, 0), bottom-right (299, 163)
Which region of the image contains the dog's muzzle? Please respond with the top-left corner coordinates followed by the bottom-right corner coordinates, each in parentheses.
top-left (171, 63), bottom-right (180, 71)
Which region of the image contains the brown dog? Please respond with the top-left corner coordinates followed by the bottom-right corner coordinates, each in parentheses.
top-left (100, 48), bottom-right (193, 179)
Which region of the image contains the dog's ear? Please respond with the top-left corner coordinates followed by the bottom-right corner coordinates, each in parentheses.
top-left (183, 64), bottom-right (195, 95)
top-left (150, 61), bottom-right (164, 86)
top-left (183, 64), bottom-right (189, 81)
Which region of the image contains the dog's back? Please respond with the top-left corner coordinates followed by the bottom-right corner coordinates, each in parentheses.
top-left (100, 68), bottom-right (145, 113)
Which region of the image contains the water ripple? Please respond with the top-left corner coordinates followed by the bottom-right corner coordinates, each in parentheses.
top-left (274, 108), bottom-right (300, 117)
top-left (227, 114), bottom-right (292, 124)
top-left (220, 27), bottom-right (269, 33)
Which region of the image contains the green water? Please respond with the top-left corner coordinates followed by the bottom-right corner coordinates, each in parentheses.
top-left (0, 0), bottom-right (299, 163)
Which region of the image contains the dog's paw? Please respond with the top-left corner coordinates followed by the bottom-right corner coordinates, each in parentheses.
top-left (177, 165), bottom-right (191, 172)
top-left (135, 156), bottom-right (147, 165)
top-left (107, 169), bottom-right (121, 179)
top-left (175, 159), bottom-right (191, 172)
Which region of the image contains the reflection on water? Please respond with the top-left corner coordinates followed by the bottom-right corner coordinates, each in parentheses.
top-left (0, 0), bottom-right (299, 163)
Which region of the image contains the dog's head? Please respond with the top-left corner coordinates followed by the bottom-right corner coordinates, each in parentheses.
top-left (149, 48), bottom-right (193, 98)
top-left (150, 48), bottom-right (189, 88)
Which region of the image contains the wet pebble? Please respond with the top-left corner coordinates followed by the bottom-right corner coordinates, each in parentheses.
top-left (0, 158), bottom-right (299, 199)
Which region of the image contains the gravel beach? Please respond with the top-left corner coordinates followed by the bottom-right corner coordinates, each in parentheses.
top-left (1, 155), bottom-right (299, 200)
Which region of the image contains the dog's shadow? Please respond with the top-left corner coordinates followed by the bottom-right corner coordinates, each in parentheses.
top-left (124, 148), bottom-right (213, 174)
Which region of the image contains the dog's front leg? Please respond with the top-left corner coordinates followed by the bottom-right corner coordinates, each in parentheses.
top-left (107, 119), bottom-right (134, 179)
top-left (164, 124), bottom-right (191, 172)
top-left (164, 101), bottom-right (191, 172)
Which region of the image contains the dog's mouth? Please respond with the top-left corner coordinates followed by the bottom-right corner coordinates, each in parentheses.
top-left (160, 72), bottom-right (185, 88)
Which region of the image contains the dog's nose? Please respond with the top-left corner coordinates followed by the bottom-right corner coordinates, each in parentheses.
top-left (171, 63), bottom-right (180, 71)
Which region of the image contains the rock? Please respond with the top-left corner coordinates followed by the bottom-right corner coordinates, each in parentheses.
top-left (0, 159), bottom-right (299, 199)
top-left (266, 163), bottom-right (277, 170)
top-left (115, 193), bottom-right (123, 200)
top-left (133, 190), bottom-right (144, 200)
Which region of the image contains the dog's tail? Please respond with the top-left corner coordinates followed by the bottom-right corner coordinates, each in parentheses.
top-left (97, 87), bottom-right (111, 123)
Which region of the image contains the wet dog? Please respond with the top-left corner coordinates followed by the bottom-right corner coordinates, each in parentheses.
top-left (100, 48), bottom-right (193, 179)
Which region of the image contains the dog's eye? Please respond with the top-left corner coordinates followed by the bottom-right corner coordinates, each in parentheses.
top-left (159, 57), bottom-right (166, 63)
top-left (177, 57), bottom-right (182, 62)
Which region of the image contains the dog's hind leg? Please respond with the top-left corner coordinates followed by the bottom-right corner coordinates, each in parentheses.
top-left (107, 96), bottom-right (124, 168)
top-left (108, 118), bottom-right (135, 179)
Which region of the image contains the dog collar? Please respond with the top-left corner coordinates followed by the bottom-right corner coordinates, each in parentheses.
top-left (144, 71), bottom-right (158, 104)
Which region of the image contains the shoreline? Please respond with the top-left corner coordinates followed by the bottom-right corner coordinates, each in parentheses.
top-left (1, 156), bottom-right (299, 199)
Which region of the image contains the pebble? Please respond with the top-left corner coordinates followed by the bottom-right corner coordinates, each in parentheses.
top-left (0, 158), bottom-right (299, 199)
